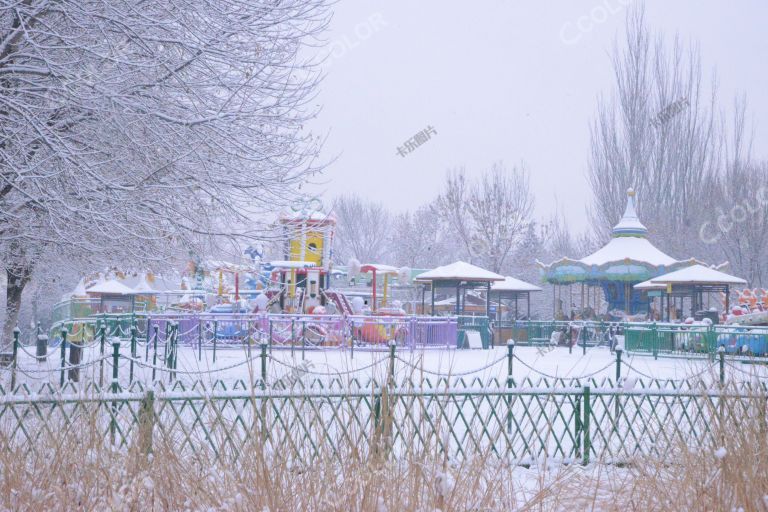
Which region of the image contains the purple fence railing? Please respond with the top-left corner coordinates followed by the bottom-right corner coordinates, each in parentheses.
top-left (144, 313), bottom-right (458, 349)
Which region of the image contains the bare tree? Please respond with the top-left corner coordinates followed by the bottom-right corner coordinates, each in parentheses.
top-left (389, 205), bottom-right (457, 268)
top-left (587, 6), bottom-right (726, 255)
top-left (708, 157), bottom-right (768, 287)
top-left (434, 162), bottom-right (534, 273)
top-left (332, 195), bottom-right (391, 264)
top-left (0, 0), bottom-right (331, 346)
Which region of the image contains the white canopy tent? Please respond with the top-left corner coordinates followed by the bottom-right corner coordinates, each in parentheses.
top-left (634, 264), bottom-right (747, 321)
top-left (415, 262), bottom-right (504, 316)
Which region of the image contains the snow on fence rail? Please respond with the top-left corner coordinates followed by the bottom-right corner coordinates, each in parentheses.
top-left (0, 376), bottom-right (765, 465)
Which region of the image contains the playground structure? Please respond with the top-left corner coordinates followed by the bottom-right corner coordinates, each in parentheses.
top-left (44, 194), bottom-right (757, 355)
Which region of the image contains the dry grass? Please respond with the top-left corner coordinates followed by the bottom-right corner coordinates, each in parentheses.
top-left (0, 385), bottom-right (766, 510)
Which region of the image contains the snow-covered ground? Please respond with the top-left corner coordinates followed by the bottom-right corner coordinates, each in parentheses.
top-left (8, 342), bottom-right (766, 390)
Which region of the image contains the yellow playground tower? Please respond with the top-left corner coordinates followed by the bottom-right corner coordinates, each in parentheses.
top-left (276, 200), bottom-right (335, 312)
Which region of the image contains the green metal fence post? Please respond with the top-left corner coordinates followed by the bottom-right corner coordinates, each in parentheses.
top-left (652, 322), bottom-right (658, 360)
top-left (172, 322), bottom-right (178, 382)
top-left (59, 328), bottom-right (68, 387)
top-left (260, 341), bottom-right (268, 390)
top-left (615, 345), bottom-right (623, 383)
top-left (111, 340), bottom-right (120, 393)
top-left (111, 339), bottom-right (120, 445)
top-left (388, 340), bottom-right (397, 386)
top-left (575, 394), bottom-right (582, 460)
top-left (582, 386), bottom-right (591, 465)
top-left (99, 321), bottom-right (106, 387)
top-left (213, 320), bottom-right (218, 363)
top-left (11, 327), bottom-right (19, 390)
top-left (582, 324), bottom-right (587, 356)
top-left (302, 320), bottom-right (306, 360)
top-left (568, 324), bottom-right (573, 355)
top-left (129, 324), bottom-right (137, 385)
top-left (718, 344), bottom-right (725, 386)
top-left (144, 319), bottom-right (151, 361)
top-left (151, 325), bottom-right (159, 382)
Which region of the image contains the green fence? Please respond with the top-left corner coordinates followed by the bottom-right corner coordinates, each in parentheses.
top-left (623, 323), bottom-right (768, 358)
top-left (501, 321), bottom-right (615, 348)
top-left (1, 372), bottom-right (765, 464)
top-left (49, 313), bottom-right (148, 344)
top-left (457, 316), bottom-right (491, 349)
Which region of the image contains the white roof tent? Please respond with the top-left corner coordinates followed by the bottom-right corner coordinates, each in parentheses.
top-left (634, 264), bottom-right (747, 321)
top-left (415, 261), bottom-right (504, 317)
top-left (488, 276), bottom-right (542, 324)
top-left (86, 279), bottom-right (135, 295)
top-left (86, 279), bottom-right (136, 313)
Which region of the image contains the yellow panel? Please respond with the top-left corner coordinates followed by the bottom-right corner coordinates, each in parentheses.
top-left (288, 231), bottom-right (324, 266)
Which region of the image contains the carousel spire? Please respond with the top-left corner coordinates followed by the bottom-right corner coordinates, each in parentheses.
top-left (612, 187), bottom-right (648, 237)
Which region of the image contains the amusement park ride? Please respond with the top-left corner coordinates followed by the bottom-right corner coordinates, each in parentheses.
top-left (50, 200), bottom-right (425, 347)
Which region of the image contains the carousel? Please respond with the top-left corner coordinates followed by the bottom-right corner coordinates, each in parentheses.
top-left (537, 189), bottom-right (710, 319)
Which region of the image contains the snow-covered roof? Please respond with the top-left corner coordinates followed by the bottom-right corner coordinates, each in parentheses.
top-left (268, 260), bottom-right (317, 269)
top-left (579, 236), bottom-right (679, 267)
top-left (279, 210), bottom-right (335, 223)
top-left (633, 279), bottom-right (666, 290)
top-left (634, 264), bottom-right (747, 287)
top-left (415, 261), bottom-right (504, 282)
top-left (71, 278), bottom-right (88, 297)
top-left (360, 263), bottom-right (399, 274)
top-left (86, 279), bottom-right (135, 295)
top-left (130, 274), bottom-right (158, 295)
top-left (491, 276), bottom-right (542, 292)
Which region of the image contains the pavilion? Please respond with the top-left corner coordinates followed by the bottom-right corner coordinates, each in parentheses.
top-left (415, 261), bottom-right (504, 317)
top-left (86, 279), bottom-right (136, 313)
top-left (537, 189), bottom-right (709, 318)
top-left (489, 276), bottom-right (542, 321)
top-left (634, 264), bottom-right (747, 321)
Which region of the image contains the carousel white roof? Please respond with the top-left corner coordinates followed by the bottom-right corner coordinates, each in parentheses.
top-left (415, 261), bottom-right (504, 282)
top-left (538, 189), bottom-right (698, 272)
top-left (579, 236), bottom-right (680, 267)
top-left (491, 276), bottom-right (542, 292)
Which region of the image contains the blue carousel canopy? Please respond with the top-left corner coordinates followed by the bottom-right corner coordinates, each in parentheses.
top-left (537, 188), bottom-right (705, 285)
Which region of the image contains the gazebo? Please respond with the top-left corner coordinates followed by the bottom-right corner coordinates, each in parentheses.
top-left (489, 276), bottom-right (542, 345)
top-left (86, 279), bottom-right (135, 313)
top-left (537, 189), bottom-right (707, 318)
top-left (489, 276), bottom-right (542, 321)
top-left (415, 261), bottom-right (504, 317)
top-left (634, 264), bottom-right (747, 321)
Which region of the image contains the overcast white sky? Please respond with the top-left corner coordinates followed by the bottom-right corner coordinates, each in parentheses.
top-left (306, 1), bottom-right (768, 232)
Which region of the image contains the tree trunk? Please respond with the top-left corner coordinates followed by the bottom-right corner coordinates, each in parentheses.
top-left (2, 264), bottom-right (31, 352)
